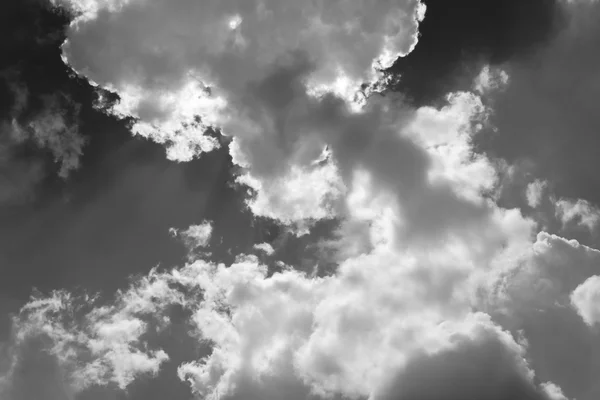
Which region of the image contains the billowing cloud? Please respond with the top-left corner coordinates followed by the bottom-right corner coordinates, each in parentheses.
top-left (8, 1), bottom-right (600, 400)
top-left (49, 0), bottom-right (432, 229)
top-left (489, 232), bottom-right (600, 315)
top-left (253, 242), bottom-right (274, 256)
top-left (571, 275), bottom-right (600, 327)
top-left (52, 0), bottom-right (424, 160)
top-left (484, 232), bottom-right (600, 400)
top-left (1, 231), bottom-right (570, 400)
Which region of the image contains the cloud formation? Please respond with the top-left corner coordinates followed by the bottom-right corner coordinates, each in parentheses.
top-left (170, 221), bottom-right (213, 250)
top-left (49, 0), bottom-right (431, 230)
top-left (571, 275), bottom-right (600, 327)
top-left (7, 1), bottom-right (600, 400)
top-left (52, 0), bottom-right (424, 161)
top-left (0, 236), bottom-right (571, 400)
top-left (475, 0), bottom-right (600, 207)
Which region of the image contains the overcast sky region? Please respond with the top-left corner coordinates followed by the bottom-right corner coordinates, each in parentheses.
top-left (2, 1), bottom-right (600, 399)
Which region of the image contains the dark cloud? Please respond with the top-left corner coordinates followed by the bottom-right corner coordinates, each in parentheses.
top-left (378, 330), bottom-right (555, 400)
top-left (386, 0), bottom-right (564, 106)
top-left (474, 1), bottom-right (600, 208)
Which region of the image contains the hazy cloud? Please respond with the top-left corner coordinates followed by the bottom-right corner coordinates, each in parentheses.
top-left (170, 221), bottom-right (213, 250)
top-left (555, 198), bottom-right (600, 233)
top-left (527, 179), bottom-right (548, 209)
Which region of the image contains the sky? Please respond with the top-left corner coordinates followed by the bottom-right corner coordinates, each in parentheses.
top-left (1, 0), bottom-right (600, 399)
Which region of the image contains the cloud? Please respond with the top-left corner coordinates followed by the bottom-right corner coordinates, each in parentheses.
top-left (170, 221), bottom-right (213, 250)
top-left (555, 198), bottom-right (600, 233)
top-left (253, 242), bottom-right (274, 256)
top-left (2, 224), bottom-right (572, 400)
top-left (484, 232), bottom-right (600, 400)
top-left (527, 179), bottom-right (548, 208)
top-left (0, 270), bottom-right (184, 397)
top-left (0, 72), bottom-right (86, 205)
top-left (13, 93), bottom-right (86, 179)
top-left (383, 0), bottom-right (562, 106)
top-left (50, 0), bottom-right (429, 229)
top-left (489, 232), bottom-right (600, 314)
top-left (3, 72), bottom-right (86, 180)
top-left (571, 275), bottom-right (600, 327)
top-left (15, 2), bottom-right (600, 400)
top-left (474, 0), bottom-right (600, 208)
top-left (53, 0), bottom-right (424, 161)
top-left (374, 315), bottom-right (567, 400)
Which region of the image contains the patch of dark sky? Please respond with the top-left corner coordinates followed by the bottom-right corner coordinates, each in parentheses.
top-left (385, 0), bottom-right (564, 107)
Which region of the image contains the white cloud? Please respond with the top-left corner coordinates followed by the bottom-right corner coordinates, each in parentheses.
top-left (235, 160), bottom-right (345, 230)
top-left (0, 269), bottom-right (184, 396)
top-left (474, 65), bottom-right (509, 94)
top-left (488, 232), bottom-right (600, 314)
top-left (16, 2), bottom-right (600, 399)
top-left (571, 275), bottom-right (600, 327)
top-left (253, 242), bottom-right (275, 256)
top-left (171, 221), bottom-right (213, 250)
top-left (1, 202), bottom-right (565, 400)
top-left (527, 179), bottom-right (548, 208)
top-left (51, 0), bottom-right (430, 228)
top-left (555, 198), bottom-right (600, 232)
top-left (53, 0), bottom-right (425, 163)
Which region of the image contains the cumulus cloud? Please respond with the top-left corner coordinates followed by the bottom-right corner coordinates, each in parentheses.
top-left (483, 232), bottom-right (600, 400)
top-left (489, 232), bottom-right (600, 314)
top-left (1, 234), bottom-right (569, 400)
top-left (571, 275), bottom-right (600, 327)
top-left (52, 0), bottom-right (424, 161)
top-left (18, 1), bottom-right (600, 400)
top-left (253, 242), bottom-right (275, 256)
top-left (50, 0), bottom-right (431, 229)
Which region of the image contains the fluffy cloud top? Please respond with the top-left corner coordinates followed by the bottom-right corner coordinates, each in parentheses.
top-left (1, 238), bottom-right (569, 400)
top-left (52, 0), bottom-right (424, 161)
top-left (571, 275), bottom-right (600, 327)
top-left (47, 0), bottom-right (433, 230)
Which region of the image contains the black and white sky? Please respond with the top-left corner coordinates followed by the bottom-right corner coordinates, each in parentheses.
top-left (1, 1), bottom-right (600, 399)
